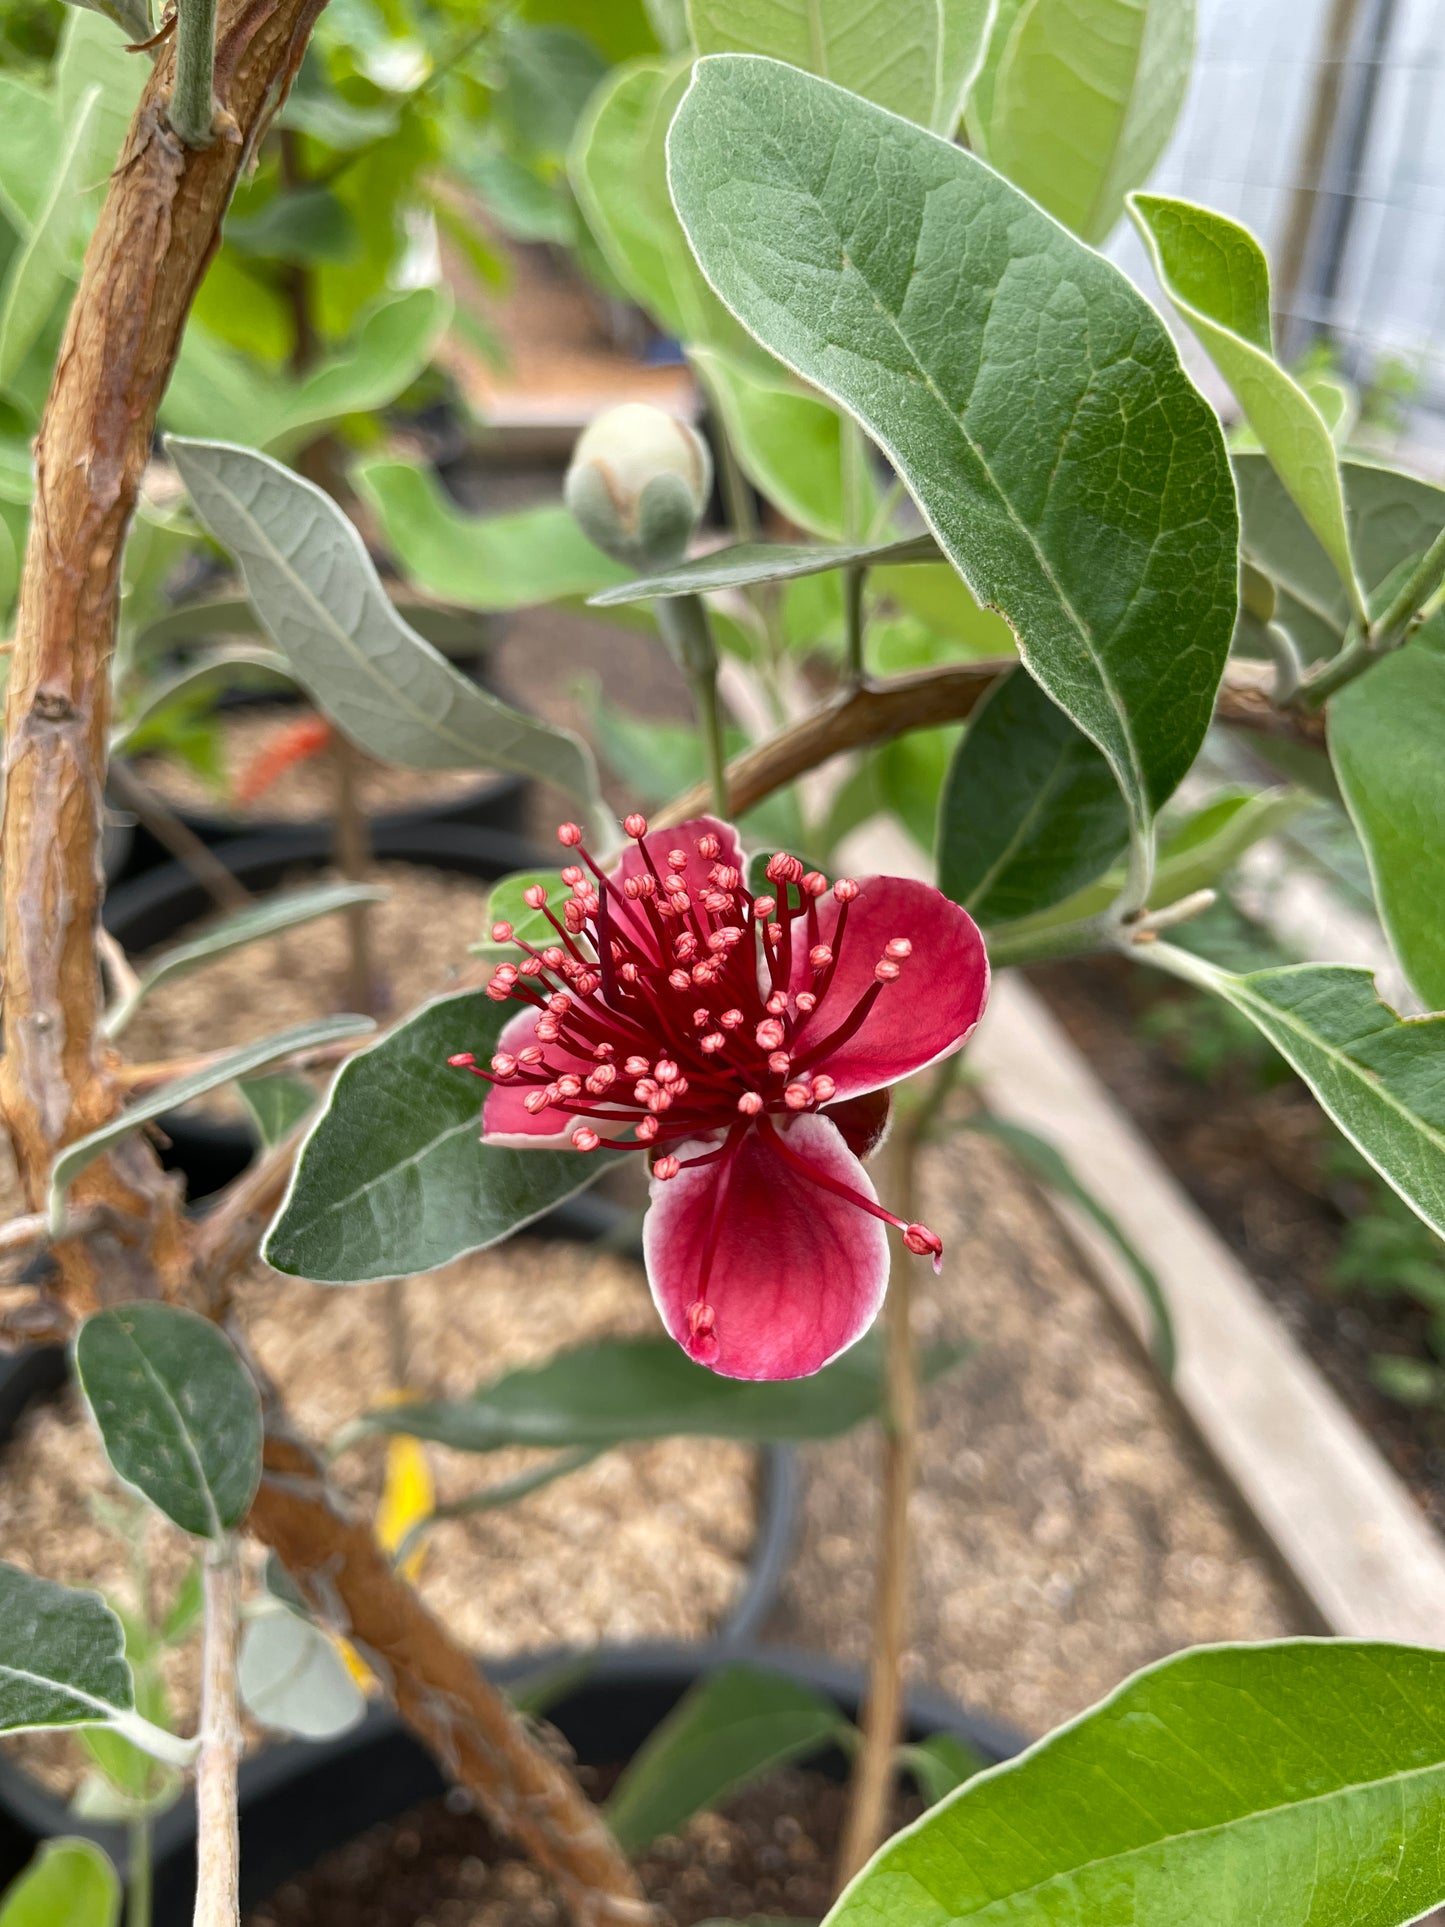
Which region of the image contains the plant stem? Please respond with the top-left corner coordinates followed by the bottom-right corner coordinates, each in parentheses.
top-left (837, 1089), bottom-right (934, 1886)
top-left (844, 563), bottom-right (867, 688)
top-left (108, 764), bottom-right (252, 912)
top-left (128, 1818), bottom-right (153, 1927)
top-left (1299, 520), bottom-right (1445, 708)
top-left (169, 0), bottom-right (218, 147)
top-left (658, 595), bottom-right (729, 818)
top-left (193, 1543), bottom-right (241, 1927)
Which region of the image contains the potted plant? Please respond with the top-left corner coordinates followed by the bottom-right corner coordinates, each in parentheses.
top-left (4, 3), bottom-right (1445, 1927)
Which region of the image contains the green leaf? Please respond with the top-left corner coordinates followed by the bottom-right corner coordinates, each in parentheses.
top-left (970, 0), bottom-right (1193, 244)
top-left (1331, 640), bottom-right (1445, 1010)
top-left (75, 1304), bottom-right (263, 1539)
top-left (0, 80), bottom-right (57, 233)
top-left (1148, 947), bottom-right (1445, 1242)
top-left (688, 0), bottom-right (943, 127)
top-left (1234, 453), bottom-right (1445, 663)
top-left (354, 459), bottom-right (628, 609)
top-left (0, 86), bottom-right (100, 393)
top-left (899, 1731), bottom-right (990, 1805)
top-left (572, 58), bottom-right (761, 356)
top-left (112, 647), bottom-right (292, 750)
top-left (0, 1563), bottom-right (133, 1736)
top-left (264, 988), bottom-right (619, 1283)
top-left (237, 1074), bottom-right (317, 1149)
top-left (938, 667), bottom-right (1128, 924)
top-left (668, 55), bottom-right (1238, 830)
top-left (470, 870), bottom-right (561, 962)
top-left (49, 1014), bottom-right (376, 1232)
top-left (363, 1333), bottom-right (967, 1450)
top-left (225, 186), bottom-right (358, 266)
top-left (606, 1664), bottom-right (845, 1852)
top-left (1130, 194), bottom-right (1360, 609)
top-left (827, 1639), bottom-right (1445, 1927)
top-left (103, 881), bottom-right (386, 1038)
top-left (237, 1607), bottom-right (366, 1741)
top-left (590, 533), bottom-right (937, 604)
top-left (935, 0), bottom-right (998, 133)
top-left (0, 1839), bottom-right (120, 1927)
top-left (691, 345), bottom-right (855, 539)
top-left (167, 439), bottom-right (604, 814)
top-left (961, 1113), bottom-right (1174, 1374)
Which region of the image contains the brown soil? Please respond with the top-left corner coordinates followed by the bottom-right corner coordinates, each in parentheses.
top-left (245, 1767), bottom-right (917, 1927)
top-left (1030, 955), bottom-right (1445, 1537)
top-left (133, 706), bottom-right (492, 825)
top-left (0, 1240), bottom-right (758, 1799)
top-left (119, 860), bottom-right (496, 1120)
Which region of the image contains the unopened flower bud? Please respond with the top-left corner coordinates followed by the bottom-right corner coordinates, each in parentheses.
top-left (564, 404), bottom-right (712, 568)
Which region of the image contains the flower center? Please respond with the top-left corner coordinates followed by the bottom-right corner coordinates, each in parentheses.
top-left (450, 817), bottom-right (945, 1329)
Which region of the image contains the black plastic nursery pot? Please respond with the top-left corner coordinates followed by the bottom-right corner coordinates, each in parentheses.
top-left (101, 820), bottom-right (541, 1201)
top-left (0, 1644), bottom-right (1023, 1924)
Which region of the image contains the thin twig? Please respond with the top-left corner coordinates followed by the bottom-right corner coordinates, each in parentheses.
top-left (169, 0), bottom-right (219, 147)
top-left (193, 1543), bottom-right (241, 1927)
top-left (110, 765), bottom-right (252, 913)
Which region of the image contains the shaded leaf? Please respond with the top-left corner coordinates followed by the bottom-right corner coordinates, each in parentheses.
top-left (237, 1073), bottom-right (317, 1149)
top-left (590, 534), bottom-right (936, 604)
top-left (0, 86), bottom-right (100, 393)
top-left (938, 667), bottom-right (1128, 924)
top-left (827, 1639), bottom-right (1445, 1927)
top-left (668, 56), bottom-right (1237, 829)
top-left (606, 1664), bottom-right (845, 1852)
top-left (900, 1731), bottom-right (990, 1805)
top-left (363, 1333), bottom-right (967, 1450)
top-left (1331, 639), bottom-right (1445, 1010)
top-left (354, 458), bottom-right (628, 608)
top-left (1149, 947), bottom-right (1445, 1241)
top-left (167, 439), bottom-right (603, 812)
top-left (0, 1838), bottom-right (120, 1927)
top-left (264, 988), bottom-right (620, 1283)
top-left (75, 1304), bottom-right (262, 1539)
top-left (691, 345), bottom-right (854, 539)
top-left (103, 882), bottom-right (385, 1037)
top-left (1131, 194), bottom-right (1359, 604)
top-left (969, 0), bottom-right (1192, 244)
top-left (237, 1607), bottom-right (366, 1741)
top-left (49, 1014), bottom-right (375, 1230)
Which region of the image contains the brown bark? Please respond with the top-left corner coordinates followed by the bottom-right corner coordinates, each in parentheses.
top-left (655, 658), bottom-right (1326, 830)
top-left (248, 1429), bottom-right (652, 1927)
top-left (0, 0), bottom-right (323, 1314)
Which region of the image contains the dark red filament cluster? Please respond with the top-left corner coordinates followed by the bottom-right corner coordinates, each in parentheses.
top-left (450, 819), bottom-right (944, 1335)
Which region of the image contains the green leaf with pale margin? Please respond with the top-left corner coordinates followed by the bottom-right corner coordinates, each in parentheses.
top-left (112, 648), bottom-right (292, 750)
top-left (668, 56), bottom-right (1238, 829)
top-left (353, 459), bottom-right (628, 608)
top-left (590, 533), bottom-right (937, 604)
top-left (75, 1304), bottom-right (262, 1539)
top-left (469, 871), bottom-right (561, 962)
top-left (899, 1731), bottom-right (989, 1806)
top-left (606, 1664), bottom-right (845, 1852)
top-left (1149, 947), bottom-right (1445, 1241)
top-left (49, 1014), bottom-right (375, 1230)
top-left (687, 0), bottom-right (996, 135)
top-left (103, 882), bottom-right (386, 1037)
top-left (0, 1838), bottom-right (120, 1927)
top-left (1331, 640), bottom-right (1445, 1011)
top-left (970, 0), bottom-right (1192, 244)
top-left (691, 346), bottom-right (856, 539)
top-left (0, 1564), bottom-right (132, 1735)
top-left (361, 1333), bottom-right (967, 1451)
top-left (264, 988), bottom-right (621, 1283)
top-left (828, 1639), bottom-right (1445, 1927)
top-left (938, 667), bottom-right (1128, 924)
top-left (167, 439), bottom-right (603, 812)
top-left (1131, 195), bottom-right (1359, 604)
top-left (0, 87), bottom-right (100, 392)
top-left (962, 1113), bottom-right (1174, 1374)
top-left (55, 12), bottom-right (146, 179)
top-left (1233, 453), bottom-right (1445, 662)
top-left (0, 80), bottom-right (56, 232)
top-left (238, 1608), bottom-right (366, 1741)
top-left (238, 1074), bottom-right (317, 1149)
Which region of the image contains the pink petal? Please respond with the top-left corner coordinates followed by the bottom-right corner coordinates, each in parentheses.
top-left (606, 814), bottom-right (745, 956)
top-left (479, 1006), bottom-right (597, 1148)
top-left (793, 877), bottom-right (988, 1100)
top-left (643, 1113), bottom-right (889, 1380)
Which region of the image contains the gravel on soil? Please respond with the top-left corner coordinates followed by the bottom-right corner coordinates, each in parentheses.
top-left (134, 707), bottom-right (492, 824)
top-left (244, 1767), bottom-right (918, 1927)
top-left (766, 1115), bottom-right (1303, 1741)
top-left (0, 1239), bottom-right (758, 1799)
